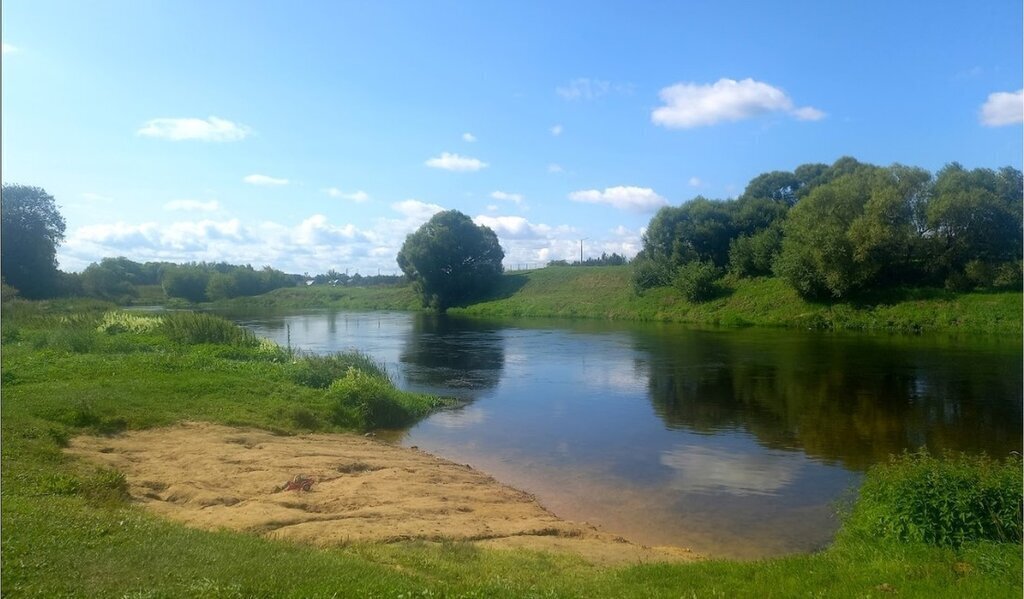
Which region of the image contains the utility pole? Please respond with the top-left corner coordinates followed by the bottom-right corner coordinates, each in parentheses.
top-left (580, 238), bottom-right (588, 264)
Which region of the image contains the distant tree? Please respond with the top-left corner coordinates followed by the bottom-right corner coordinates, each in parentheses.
top-left (1, 184), bottom-right (66, 298)
top-left (81, 257), bottom-right (141, 300)
top-left (162, 266), bottom-right (210, 303)
top-left (397, 210), bottom-right (505, 311)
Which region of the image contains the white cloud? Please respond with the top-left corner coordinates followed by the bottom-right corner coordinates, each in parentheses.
top-left (486, 204), bottom-right (499, 212)
top-left (550, 124), bottom-right (563, 136)
top-left (462, 132), bottom-right (477, 142)
top-left (2, 43), bottom-right (19, 55)
top-left (980, 89), bottom-right (1023, 126)
top-left (490, 191), bottom-right (524, 205)
top-left (324, 188), bottom-right (370, 202)
top-left (161, 219), bottom-right (248, 250)
top-left (652, 78), bottom-right (825, 128)
top-left (293, 214), bottom-right (372, 246)
top-left (82, 192), bottom-right (113, 203)
top-left (547, 163), bottom-right (564, 173)
top-left (425, 152), bottom-right (488, 172)
top-left (137, 116), bottom-right (251, 142)
top-left (391, 199), bottom-right (444, 221)
top-left (688, 177), bottom-right (702, 187)
top-left (792, 106), bottom-right (827, 121)
top-left (243, 174), bottom-right (288, 186)
top-left (568, 186), bottom-right (667, 212)
top-left (164, 199), bottom-right (220, 212)
top-left (474, 215), bottom-right (552, 239)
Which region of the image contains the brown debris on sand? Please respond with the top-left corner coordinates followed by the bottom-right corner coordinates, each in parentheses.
top-left (67, 421), bottom-right (700, 566)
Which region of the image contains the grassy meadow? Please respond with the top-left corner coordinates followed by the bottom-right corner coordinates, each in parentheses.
top-left (1, 297), bottom-right (1021, 597)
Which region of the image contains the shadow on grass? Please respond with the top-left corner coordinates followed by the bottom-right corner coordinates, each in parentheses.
top-left (450, 274), bottom-right (529, 309)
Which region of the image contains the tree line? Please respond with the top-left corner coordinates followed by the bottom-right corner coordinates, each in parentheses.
top-left (633, 157), bottom-right (1023, 301)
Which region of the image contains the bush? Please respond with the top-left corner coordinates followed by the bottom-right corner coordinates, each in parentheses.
top-left (327, 368), bottom-right (451, 430)
top-left (673, 260), bottom-right (722, 302)
top-left (287, 351), bottom-right (387, 389)
top-left (729, 227), bottom-right (782, 278)
top-left (160, 312), bottom-right (258, 346)
top-left (993, 261), bottom-right (1022, 290)
top-left (630, 254), bottom-right (674, 293)
top-left (845, 450), bottom-right (1022, 548)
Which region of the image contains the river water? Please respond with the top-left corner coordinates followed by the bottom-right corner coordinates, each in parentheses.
top-left (229, 310), bottom-right (1022, 558)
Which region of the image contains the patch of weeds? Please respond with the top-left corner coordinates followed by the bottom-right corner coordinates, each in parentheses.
top-left (48, 427), bottom-right (70, 448)
top-left (291, 407), bottom-right (322, 431)
top-left (336, 462), bottom-right (381, 474)
top-left (80, 467), bottom-right (130, 504)
top-left (287, 350), bottom-right (387, 389)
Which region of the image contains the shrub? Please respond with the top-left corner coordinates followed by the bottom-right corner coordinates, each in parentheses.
top-left (327, 368), bottom-right (451, 430)
top-left (844, 450), bottom-right (1022, 548)
top-left (160, 312), bottom-right (258, 346)
top-left (992, 261), bottom-right (1023, 290)
top-left (630, 254), bottom-right (675, 293)
top-left (673, 260), bottom-right (722, 302)
top-left (288, 351), bottom-right (387, 389)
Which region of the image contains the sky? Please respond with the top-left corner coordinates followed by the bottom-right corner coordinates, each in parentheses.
top-left (2, 0), bottom-right (1022, 275)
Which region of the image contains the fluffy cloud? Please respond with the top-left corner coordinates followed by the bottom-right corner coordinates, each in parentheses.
top-left (568, 186), bottom-right (667, 212)
top-left (652, 78), bottom-right (825, 128)
top-left (462, 132), bottom-right (477, 142)
top-left (164, 199), bottom-right (220, 212)
top-left (137, 116), bottom-right (251, 142)
top-left (391, 199), bottom-right (444, 221)
top-left (324, 188), bottom-right (370, 202)
top-left (293, 215), bottom-right (372, 246)
top-left (474, 215), bottom-right (552, 239)
top-left (980, 90), bottom-right (1023, 126)
top-left (425, 152), bottom-right (488, 172)
top-left (490, 191), bottom-right (524, 205)
top-left (244, 174), bottom-right (288, 186)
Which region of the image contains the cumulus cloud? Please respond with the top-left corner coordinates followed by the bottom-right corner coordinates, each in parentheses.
top-left (490, 191), bottom-right (524, 205)
top-left (324, 188), bottom-right (370, 202)
top-left (2, 43), bottom-right (19, 55)
top-left (391, 199), bottom-right (445, 221)
top-left (980, 90), bottom-right (1023, 126)
top-left (137, 116), bottom-right (251, 141)
top-left (164, 199), bottom-right (220, 212)
top-left (550, 124), bottom-right (563, 136)
top-left (244, 174), bottom-right (288, 186)
top-left (568, 186), bottom-right (667, 212)
top-left (547, 163), bottom-right (564, 173)
top-left (652, 78), bottom-right (825, 128)
top-left (293, 214), bottom-right (372, 246)
top-left (688, 177), bottom-right (702, 187)
top-left (474, 215), bottom-right (552, 239)
top-left (425, 152), bottom-right (488, 172)
top-left (462, 132), bottom-right (477, 142)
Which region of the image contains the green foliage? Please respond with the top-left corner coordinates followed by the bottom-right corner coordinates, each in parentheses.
top-left (397, 210), bottom-right (505, 311)
top-left (159, 312), bottom-right (259, 346)
top-left (1, 184), bottom-right (66, 298)
top-left (327, 368), bottom-right (454, 430)
top-left (630, 253), bottom-right (675, 294)
top-left (287, 351), bottom-right (387, 389)
top-left (673, 260), bottom-right (722, 302)
top-left (728, 226), bottom-right (782, 277)
top-left (96, 311), bottom-right (163, 335)
top-left (844, 450), bottom-right (1023, 548)
top-left (162, 266), bottom-right (210, 302)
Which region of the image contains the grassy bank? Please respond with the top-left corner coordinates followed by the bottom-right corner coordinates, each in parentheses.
top-left (2, 299), bottom-right (1021, 597)
top-left (450, 266), bottom-right (1022, 334)
top-left (210, 284), bottom-right (420, 311)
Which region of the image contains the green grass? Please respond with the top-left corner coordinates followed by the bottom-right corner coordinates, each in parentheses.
top-left (211, 284), bottom-right (420, 311)
top-left (448, 266), bottom-right (1022, 334)
top-left (2, 298), bottom-right (1021, 597)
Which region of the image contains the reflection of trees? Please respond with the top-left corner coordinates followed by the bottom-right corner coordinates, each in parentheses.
top-left (399, 314), bottom-right (505, 392)
top-left (645, 330), bottom-right (1022, 471)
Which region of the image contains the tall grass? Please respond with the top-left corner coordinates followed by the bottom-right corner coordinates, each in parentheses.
top-left (327, 367), bottom-right (456, 429)
top-left (160, 312), bottom-right (260, 346)
top-left (287, 350), bottom-right (388, 388)
top-left (843, 450), bottom-right (1023, 548)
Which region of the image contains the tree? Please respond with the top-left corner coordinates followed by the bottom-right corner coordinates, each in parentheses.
top-left (1, 184), bottom-right (67, 298)
top-left (397, 210), bottom-right (504, 311)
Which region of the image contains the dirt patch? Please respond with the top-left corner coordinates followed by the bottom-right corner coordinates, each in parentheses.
top-left (68, 422), bottom-right (700, 566)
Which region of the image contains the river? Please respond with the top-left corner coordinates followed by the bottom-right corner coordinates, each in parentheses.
top-left (228, 310), bottom-right (1022, 559)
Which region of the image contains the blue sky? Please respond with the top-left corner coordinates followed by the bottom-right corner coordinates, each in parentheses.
top-left (3, 1), bottom-right (1021, 274)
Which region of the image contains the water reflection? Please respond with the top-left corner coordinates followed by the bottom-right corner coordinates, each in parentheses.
top-left (660, 445), bottom-right (805, 496)
top-left (641, 328), bottom-right (1022, 470)
top-left (399, 314), bottom-right (505, 394)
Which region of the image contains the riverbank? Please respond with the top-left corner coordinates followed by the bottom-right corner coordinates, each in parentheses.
top-left (2, 300), bottom-right (1020, 596)
top-left (208, 266), bottom-right (1021, 334)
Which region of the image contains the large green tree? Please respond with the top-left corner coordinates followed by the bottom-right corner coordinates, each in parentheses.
top-left (397, 210), bottom-right (504, 311)
top-left (1, 184), bottom-right (67, 298)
